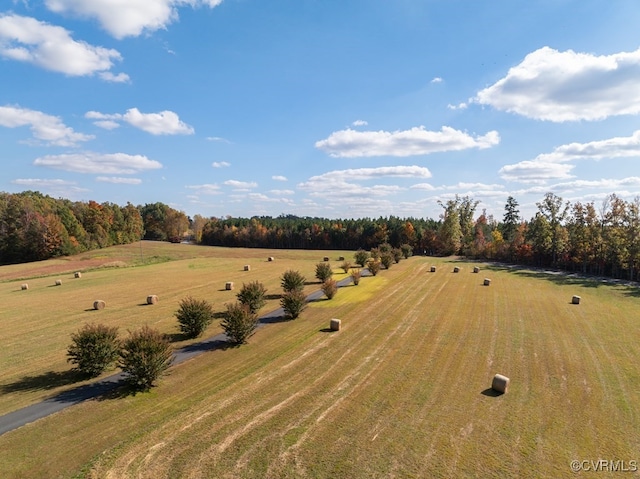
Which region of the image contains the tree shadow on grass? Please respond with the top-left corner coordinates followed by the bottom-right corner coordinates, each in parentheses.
top-left (265, 293), bottom-right (282, 301)
top-left (0, 369), bottom-right (87, 394)
top-left (480, 388), bottom-right (503, 397)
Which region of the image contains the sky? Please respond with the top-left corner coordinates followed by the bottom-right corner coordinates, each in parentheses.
top-left (2, 0), bottom-right (640, 222)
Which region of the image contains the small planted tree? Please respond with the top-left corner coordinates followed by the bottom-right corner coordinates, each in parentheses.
top-left (351, 269), bottom-right (362, 285)
top-left (321, 279), bottom-right (338, 299)
top-left (341, 259), bottom-right (352, 273)
top-left (380, 252), bottom-right (394, 269)
top-left (354, 249), bottom-right (369, 267)
top-left (222, 302), bottom-right (259, 345)
top-left (119, 325), bottom-right (172, 390)
top-left (400, 243), bottom-right (413, 259)
top-left (67, 323), bottom-right (120, 377)
top-left (367, 259), bottom-right (382, 276)
top-left (315, 262), bottom-right (333, 283)
top-left (281, 269), bottom-right (306, 293)
top-left (281, 289), bottom-right (307, 319)
top-left (392, 248), bottom-right (403, 264)
top-left (175, 296), bottom-right (215, 339)
top-left (236, 281), bottom-right (267, 314)
top-left (370, 247), bottom-right (380, 261)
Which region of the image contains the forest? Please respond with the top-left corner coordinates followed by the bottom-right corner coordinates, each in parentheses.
top-left (1, 190), bottom-right (639, 282)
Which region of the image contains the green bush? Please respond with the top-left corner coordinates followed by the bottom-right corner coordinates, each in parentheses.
top-left (400, 243), bottom-right (413, 259)
top-left (321, 279), bottom-right (338, 299)
top-left (367, 259), bottom-right (382, 276)
top-left (281, 269), bottom-right (306, 293)
top-left (351, 269), bottom-right (362, 285)
top-left (370, 247), bottom-right (380, 261)
top-left (354, 249), bottom-right (369, 267)
top-left (119, 325), bottom-right (172, 390)
top-left (281, 289), bottom-right (307, 319)
top-left (236, 281), bottom-right (267, 314)
top-left (175, 296), bottom-right (215, 338)
top-left (392, 248), bottom-right (403, 263)
top-left (315, 262), bottom-right (333, 283)
top-left (67, 323), bottom-right (120, 377)
top-left (380, 252), bottom-right (394, 269)
top-left (341, 259), bottom-right (352, 273)
top-left (222, 302), bottom-right (259, 345)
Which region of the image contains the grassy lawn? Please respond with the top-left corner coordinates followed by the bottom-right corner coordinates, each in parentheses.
top-left (1, 247), bottom-right (640, 478)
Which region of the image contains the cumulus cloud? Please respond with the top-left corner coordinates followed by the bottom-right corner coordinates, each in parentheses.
top-left (431, 77), bottom-right (443, 83)
top-left (315, 126), bottom-right (499, 158)
top-left (85, 108), bottom-right (194, 135)
top-left (499, 160), bottom-right (575, 183)
top-left (11, 178), bottom-right (89, 194)
top-left (34, 152), bottom-right (162, 174)
top-left (212, 161), bottom-right (230, 168)
top-left (268, 189), bottom-right (295, 195)
top-left (185, 184), bottom-right (221, 195)
top-left (45, 0), bottom-right (224, 39)
top-left (0, 105), bottom-right (94, 146)
top-left (224, 180), bottom-right (257, 189)
top-left (96, 176), bottom-right (142, 184)
top-left (352, 120), bottom-right (368, 126)
top-left (0, 14), bottom-right (126, 80)
top-left (272, 175), bottom-right (287, 181)
top-left (474, 46), bottom-right (640, 122)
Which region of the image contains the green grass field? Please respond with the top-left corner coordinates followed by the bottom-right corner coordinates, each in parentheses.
top-left (1, 244), bottom-right (639, 478)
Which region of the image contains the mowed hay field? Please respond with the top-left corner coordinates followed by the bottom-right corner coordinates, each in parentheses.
top-left (1, 247), bottom-right (640, 478)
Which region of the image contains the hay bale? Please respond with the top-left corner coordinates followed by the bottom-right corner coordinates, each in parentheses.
top-left (226, 282), bottom-right (234, 291)
top-left (74, 272), bottom-right (82, 278)
top-left (338, 256), bottom-right (345, 261)
top-left (453, 267), bottom-right (460, 273)
top-left (21, 284), bottom-right (28, 290)
top-left (330, 318), bottom-right (341, 331)
top-left (483, 278), bottom-right (491, 286)
top-left (268, 256), bottom-right (274, 262)
top-left (55, 279), bottom-right (62, 286)
top-left (572, 295), bottom-right (581, 305)
top-left (93, 300), bottom-right (106, 310)
top-left (323, 256), bottom-right (330, 262)
top-left (491, 374), bottom-right (510, 394)
top-left (430, 266), bottom-right (436, 272)
top-left (244, 265), bottom-right (250, 271)
top-left (147, 295), bottom-right (158, 305)
top-left (473, 266), bottom-right (480, 273)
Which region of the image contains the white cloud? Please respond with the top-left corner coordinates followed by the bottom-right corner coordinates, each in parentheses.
top-left (0, 14), bottom-right (126, 80)
top-left (410, 183), bottom-right (435, 191)
top-left (96, 176), bottom-right (142, 184)
top-left (212, 161), bottom-right (230, 168)
top-left (34, 152), bottom-right (162, 174)
top-left (45, 0), bottom-right (223, 39)
top-left (315, 126), bottom-right (499, 158)
top-left (352, 120), bottom-right (368, 126)
top-left (431, 77), bottom-right (443, 83)
top-left (533, 130), bottom-right (640, 163)
top-left (447, 102), bottom-right (468, 110)
top-left (122, 108), bottom-right (194, 135)
top-left (0, 105), bottom-right (94, 146)
top-left (185, 184), bottom-right (221, 195)
top-left (206, 136), bottom-right (231, 143)
top-left (475, 46), bottom-right (640, 122)
top-left (268, 189), bottom-right (295, 195)
top-left (272, 175), bottom-right (287, 181)
top-left (224, 180), bottom-right (257, 189)
top-left (93, 120), bottom-right (120, 130)
top-left (499, 160), bottom-right (575, 183)
top-left (11, 178), bottom-right (89, 194)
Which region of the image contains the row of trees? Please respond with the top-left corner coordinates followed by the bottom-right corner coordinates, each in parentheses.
top-left (0, 192), bottom-right (189, 265)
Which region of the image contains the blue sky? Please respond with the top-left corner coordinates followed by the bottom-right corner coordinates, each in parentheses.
top-left (2, 0), bottom-right (640, 222)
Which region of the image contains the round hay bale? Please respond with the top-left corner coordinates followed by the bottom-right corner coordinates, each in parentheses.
top-left (244, 265), bottom-right (251, 271)
top-left (338, 256), bottom-right (345, 261)
top-left (21, 284), bottom-right (28, 290)
top-left (453, 267), bottom-right (460, 273)
top-left (473, 266), bottom-right (480, 273)
top-left (55, 279), bottom-right (62, 286)
top-left (323, 256), bottom-right (330, 262)
top-left (226, 281), bottom-right (234, 291)
top-left (330, 318), bottom-right (341, 331)
top-left (491, 374), bottom-right (510, 394)
top-left (572, 295), bottom-right (581, 305)
top-left (483, 278), bottom-right (491, 286)
top-left (93, 300), bottom-right (106, 310)
top-left (147, 295), bottom-right (158, 305)
top-left (268, 256), bottom-right (274, 262)
top-left (74, 272), bottom-right (82, 278)
top-left (430, 266), bottom-right (436, 273)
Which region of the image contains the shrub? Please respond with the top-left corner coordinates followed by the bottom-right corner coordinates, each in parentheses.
top-left (315, 262), bottom-right (333, 283)
top-left (340, 260), bottom-right (352, 273)
top-left (281, 289), bottom-right (307, 319)
top-left (351, 269), bottom-right (362, 285)
top-left (222, 302), bottom-right (259, 345)
top-left (379, 242), bottom-right (392, 253)
top-left (354, 249), bottom-right (369, 267)
top-left (67, 323), bottom-right (120, 377)
top-left (367, 259), bottom-right (382, 276)
top-left (175, 296), bottom-right (215, 339)
top-left (370, 247), bottom-right (380, 261)
top-left (380, 252), bottom-right (394, 269)
top-left (119, 325), bottom-right (172, 390)
top-left (400, 243), bottom-right (413, 259)
top-left (321, 279), bottom-right (338, 299)
top-left (236, 281), bottom-right (267, 314)
top-left (392, 248), bottom-right (403, 263)
top-left (281, 269), bottom-right (306, 293)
